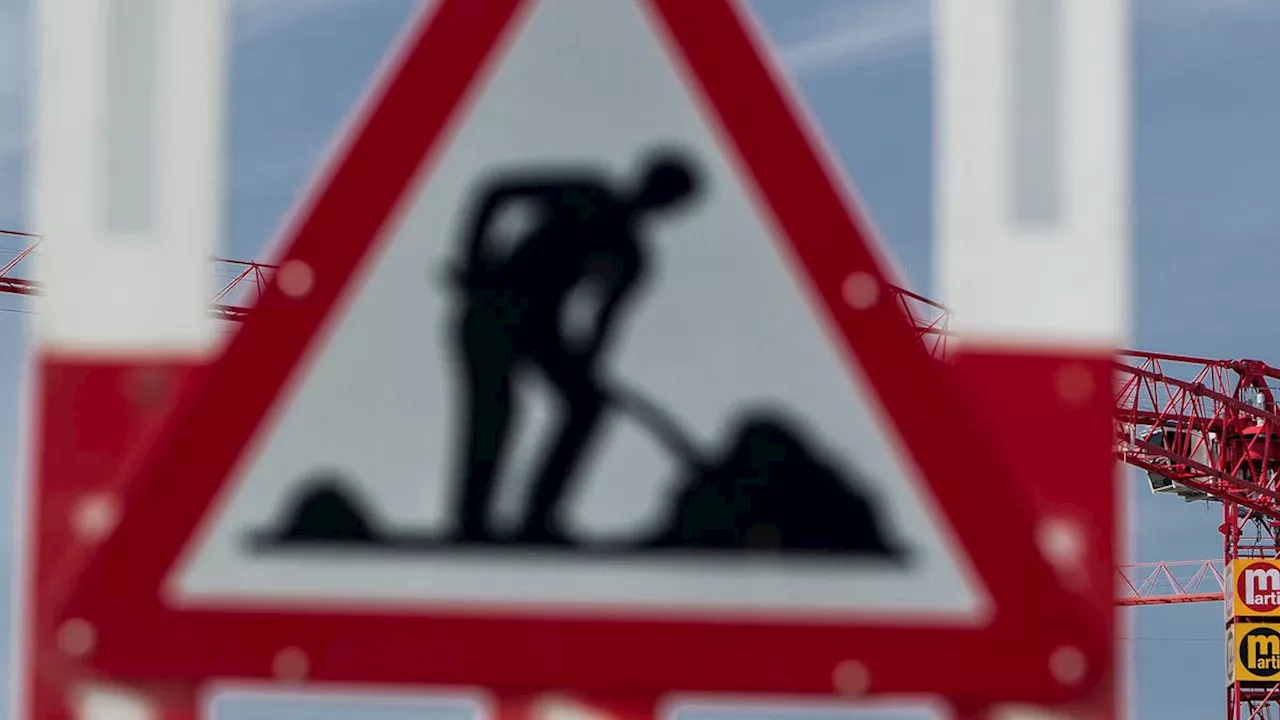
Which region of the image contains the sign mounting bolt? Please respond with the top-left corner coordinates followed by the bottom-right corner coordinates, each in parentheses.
top-left (842, 272), bottom-right (879, 310)
top-left (57, 618), bottom-right (96, 658)
top-left (1049, 645), bottom-right (1086, 686)
top-left (278, 260), bottom-right (315, 299)
top-left (73, 492), bottom-right (121, 543)
top-left (1037, 515), bottom-right (1085, 571)
top-left (1054, 362), bottom-right (1094, 408)
top-left (273, 646), bottom-right (310, 681)
top-left (832, 659), bottom-right (870, 695)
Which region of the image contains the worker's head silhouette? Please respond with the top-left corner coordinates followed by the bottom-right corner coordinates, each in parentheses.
top-left (629, 150), bottom-right (701, 214)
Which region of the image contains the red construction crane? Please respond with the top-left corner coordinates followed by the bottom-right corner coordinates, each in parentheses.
top-left (0, 228), bottom-right (1246, 609)
top-left (895, 281), bottom-right (1272, 605)
top-left (891, 279), bottom-right (1280, 720)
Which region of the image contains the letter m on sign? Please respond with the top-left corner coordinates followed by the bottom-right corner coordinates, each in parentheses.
top-left (1251, 635), bottom-right (1280, 666)
top-left (1249, 568), bottom-right (1280, 603)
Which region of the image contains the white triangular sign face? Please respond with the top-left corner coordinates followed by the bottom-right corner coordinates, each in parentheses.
top-left (171, 0), bottom-right (986, 620)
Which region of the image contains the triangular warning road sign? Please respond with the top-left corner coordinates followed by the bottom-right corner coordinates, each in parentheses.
top-left (55, 0), bottom-right (1105, 702)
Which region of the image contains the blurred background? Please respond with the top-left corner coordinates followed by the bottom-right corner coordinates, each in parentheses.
top-left (1, 0), bottom-right (1274, 717)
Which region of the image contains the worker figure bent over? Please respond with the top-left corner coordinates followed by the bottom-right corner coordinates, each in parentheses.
top-left (444, 149), bottom-right (703, 545)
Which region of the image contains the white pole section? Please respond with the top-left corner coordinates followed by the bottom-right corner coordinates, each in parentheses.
top-left (33, 0), bottom-right (226, 356)
top-left (935, 0), bottom-right (1131, 349)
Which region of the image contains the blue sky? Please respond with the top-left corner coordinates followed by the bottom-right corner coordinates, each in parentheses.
top-left (1, 0), bottom-right (1279, 717)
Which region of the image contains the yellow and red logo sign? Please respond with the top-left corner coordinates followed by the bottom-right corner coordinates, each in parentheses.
top-left (1235, 623), bottom-right (1280, 681)
top-left (1233, 559), bottom-right (1280, 617)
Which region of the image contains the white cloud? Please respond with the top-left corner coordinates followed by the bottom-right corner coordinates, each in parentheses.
top-left (230, 0), bottom-right (399, 41)
top-left (775, 0), bottom-right (1280, 76)
top-left (777, 0), bottom-right (931, 76)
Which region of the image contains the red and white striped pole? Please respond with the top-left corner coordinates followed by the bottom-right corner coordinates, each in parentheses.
top-left (19, 0), bottom-right (227, 718)
top-left (935, 0), bottom-right (1131, 718)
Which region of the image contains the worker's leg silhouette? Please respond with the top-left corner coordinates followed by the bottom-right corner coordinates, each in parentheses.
top-left (451, 302), bottom-right (522, 543)
top-left (518, 347), bottom-right (609, 544)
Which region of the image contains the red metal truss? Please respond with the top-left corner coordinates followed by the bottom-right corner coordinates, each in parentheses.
top-left (887, 279), bottom-right (1280, 522)
top-left (1115, 560), bottom-right (1225, 606)
top-left (1114, 350), bottom-right (1280, 521)
top-left (209, 257), bottom-right (274, 321)
top-left (0, 230), bottom-right (274, 322)
top-left (891, 285), bottom-right (951, 359)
